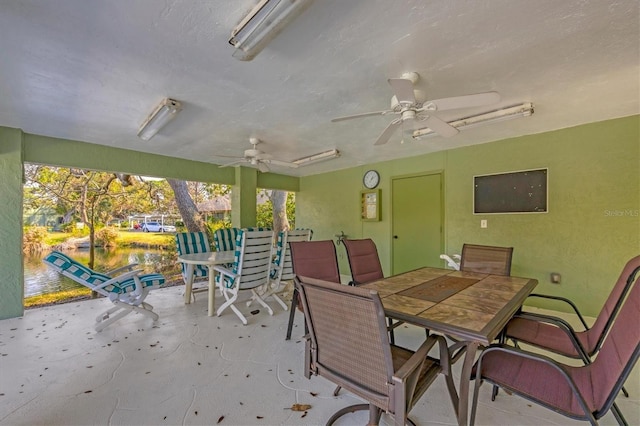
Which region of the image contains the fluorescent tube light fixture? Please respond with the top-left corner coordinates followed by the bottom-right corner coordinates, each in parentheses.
top-left (412, 102), bottom-right (534, 139)
top-left (137, 98), bottom-right (182, 141)
top-left (229, 0), bottom-right (314, 61)
top-left (292, 149), bottom-right (340, 166)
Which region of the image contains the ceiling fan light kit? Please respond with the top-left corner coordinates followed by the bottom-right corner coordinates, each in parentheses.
top-left (229, 0), bottom-right (314, 61)
top-left (412, 102), bottom-right (535, 139)
top-left (137, 98), bottom-right (182, 141)
top-left (292, 148), bottom-right (340, 166)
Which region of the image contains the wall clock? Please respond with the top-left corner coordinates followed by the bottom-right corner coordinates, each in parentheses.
top-left (363, 170), bottom-right (380, 189)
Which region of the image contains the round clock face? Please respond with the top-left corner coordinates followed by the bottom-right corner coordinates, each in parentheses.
top-left (363, 170), bottom-right (380, 189)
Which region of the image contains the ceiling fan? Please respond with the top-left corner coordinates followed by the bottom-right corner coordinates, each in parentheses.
top-left (331, 72), bottom-right (501, 145)
top-left (217, 137), bottom-right (298, 173)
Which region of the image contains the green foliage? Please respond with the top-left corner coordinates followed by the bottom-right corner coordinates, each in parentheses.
top-left (256, 191), bottom-right (295, 228)
top-left (95, 226), bottom-right (119, 247)
top-left (23, 226), bottom-right (48, 252)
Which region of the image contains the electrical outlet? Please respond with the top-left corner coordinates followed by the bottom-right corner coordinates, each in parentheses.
top-left (480, 220), bottom-right (487, 228)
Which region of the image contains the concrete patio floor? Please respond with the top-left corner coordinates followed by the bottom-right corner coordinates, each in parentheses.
top-left (1, 285), bottom-right (638, 426)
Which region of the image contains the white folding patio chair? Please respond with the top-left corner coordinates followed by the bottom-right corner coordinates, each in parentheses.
top-left (214, 229), bottom-right (276, 325)
top-left (259, 228), bottom-right (312, 310)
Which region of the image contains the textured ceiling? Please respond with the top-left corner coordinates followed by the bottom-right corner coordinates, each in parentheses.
top-left (1, 0), bottom-right (638, 176)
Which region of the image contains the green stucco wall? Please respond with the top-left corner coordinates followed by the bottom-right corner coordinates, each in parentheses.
top-left (296, 116), bottom-right (640, 316)
top-left (0, 128), bottom-right (25, 319)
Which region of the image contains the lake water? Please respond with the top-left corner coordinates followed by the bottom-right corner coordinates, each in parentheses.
top-left (24, 248), bottom-right (173, 297)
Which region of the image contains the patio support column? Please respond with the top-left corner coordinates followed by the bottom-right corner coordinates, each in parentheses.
top-left (0, 127), bottom-right (24, 319)
top-left (231, 166), bottom-right (257, 228)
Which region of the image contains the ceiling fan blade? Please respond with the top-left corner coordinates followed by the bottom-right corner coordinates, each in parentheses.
top-left (428, 91), bottom-right (501, 111)
top-left (257, 162), bottom-right (270, 173)
top-left (267, 159), bottom-right (299, 168)
top-left (387, 78), bottom-right (416, 104)
top-left (213, 154), bottom-right (246, 159)
top-left (374, 119), bottom-right (402, 145)
top-left (425, 115), bottom-right (459, 138)
top-left (331, 110), bottom-right (390, 122)
top-left (218, 159), bottom-right (246, 168)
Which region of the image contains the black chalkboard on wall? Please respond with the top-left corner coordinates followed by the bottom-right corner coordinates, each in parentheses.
top-left (474, 168), bottom-right (547, 214)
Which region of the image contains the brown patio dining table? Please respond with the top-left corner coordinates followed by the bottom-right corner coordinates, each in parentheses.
top-left (360, 266), bottom-right (538, 426)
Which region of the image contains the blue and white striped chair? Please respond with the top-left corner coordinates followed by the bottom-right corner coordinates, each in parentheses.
top-left (175, 232), bottom-right (212, 302)
top-left (43, 251), bottom-right (165, 332)
top-left (214, 229), bottom-right (275, 325)
top-left (262, 229), bottom-right (312, 310)
top-left (213, 227), bottom-right (241, 252)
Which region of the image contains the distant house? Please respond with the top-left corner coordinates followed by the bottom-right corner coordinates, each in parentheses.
top-left (23, 206), bottom-right (62, 229)
top-left (197, 196), bottom-right (232, 221)
top-left (196, 193), bottom-right (270, 222)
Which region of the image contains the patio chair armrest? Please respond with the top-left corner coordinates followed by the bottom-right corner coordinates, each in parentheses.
top-left (93, 269), bottom-right (144, 291)
top-left (394, 335), bottom-right (438, 381)
top-left (524, 293), bottom-right (589, 329)
top-left (509, 311), bottom-right (590, 362)
top-left (105, 263), bottom-right (140, 276)
top-left (213, 265), bottom-right (239, 287)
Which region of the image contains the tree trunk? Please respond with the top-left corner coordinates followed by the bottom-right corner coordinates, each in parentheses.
top-left (167, 179), bottom-right (207, 234)
top-left (270, 190), bottom-right (290, 235)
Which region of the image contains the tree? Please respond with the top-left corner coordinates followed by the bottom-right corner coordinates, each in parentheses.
top-left (24, 166), bottom-right (134, 269)
top-left (167, 179), bottom-right (207, 233)
top-left (257, 190), bottom-right (295, 234)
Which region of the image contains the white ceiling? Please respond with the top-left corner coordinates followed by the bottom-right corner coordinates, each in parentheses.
top-left (1, 0), bottom-right (638, 177)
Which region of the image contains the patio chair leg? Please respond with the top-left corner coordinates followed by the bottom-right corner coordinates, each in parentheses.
top-left (95, 308), bottom-right (132, 332)
top-left (611, 402), bottom-right (627, 426)
top-left (270, 293), bottom-right (289, 310)
top-left (286, 288), bottom-right (299, 340)
top-left (388, 317), bottom-right (395, 344)
top-left (250, 289), bottom-right (274, 316)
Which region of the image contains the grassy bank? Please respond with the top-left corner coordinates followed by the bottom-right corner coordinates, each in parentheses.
top-left (45, 230), bottom-right (175, 248)
top-left (24, 288), bottom-right (92, 308)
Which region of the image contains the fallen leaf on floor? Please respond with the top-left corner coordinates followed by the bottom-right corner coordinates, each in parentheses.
top-left (217, 415), bottom-right (224, 423)
top-left (256, 416), bottom-right (263, 419)
top-left (310, 392), bottom-right (318, 397)
top-left (301, 411), bottom-right (307, 418)
top-left (289, 404), bottom-right (311, 411)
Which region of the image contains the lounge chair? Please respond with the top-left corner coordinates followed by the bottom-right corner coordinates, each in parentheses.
top-left (43, 251), bottom-right (165, 332)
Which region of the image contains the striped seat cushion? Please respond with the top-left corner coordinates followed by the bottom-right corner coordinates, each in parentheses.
top-left (117, 273), bottom-right (166, 293)
top-left (213, 228), bottom-right (241, 252)
top-left (175, 232), bottom-right (211, 278)
top-left (43, 251), bottom-right (73, 271)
